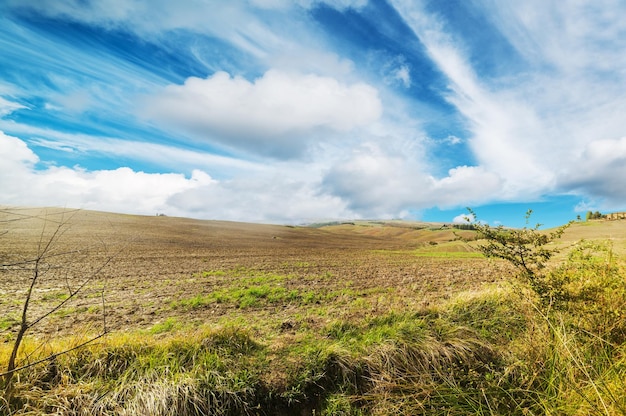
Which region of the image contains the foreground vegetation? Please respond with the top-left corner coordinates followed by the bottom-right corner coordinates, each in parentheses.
top-left (1, 210), bottom-right (626, 415)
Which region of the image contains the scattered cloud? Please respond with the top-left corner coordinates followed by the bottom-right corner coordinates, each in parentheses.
top-left (442, 135), bottom-right (462, 145)
top-left (390, 0), bottom-right (626, 206)
top-left (166, 174), bottom-right (353, 223)
top-left (561, 137), bottom-right (626, 207)
top-left (0, 121), bottom-right (265, 178)
top-left (394, 65), bottom-right (411, 88)
top-left (322, 142), bottom-right (502, 218)
top-left (142, 70), bottom-right (382, 158)
top-left (2, 1), bottom-right (626, 226)
top-left (453, 212), bottom-right (474, 224)
top-left (0, 97), bottom-right (26, 117)
top-left (0, 132), bottom-right (355, 223)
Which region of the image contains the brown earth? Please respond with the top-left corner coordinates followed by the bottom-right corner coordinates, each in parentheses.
top-left (7, 207), bottom-right (620, 341)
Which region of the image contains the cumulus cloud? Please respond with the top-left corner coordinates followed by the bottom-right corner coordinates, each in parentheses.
top-left (0, 132), bottom-right (358, 222)
top-left (8, 0), bottom-right (626, 223)
top-left (322, 142), bottom-right (427, 216)
top-left (322, 142), bottom-right (503, 217)
top-left (453, 212), bottom-right (474, 224)
top-left (561, 137), bottom-right (626, 206)
top-left (166, 175), bottom-right (353, 223)
top-left (142, 70), bottom-right (382, 158)
top-left (0, 132), bottom-right (214, 214)
top-left (0, 131), bottom-right (38, 169)
top-left (431, 166), bottom-right (503, 207)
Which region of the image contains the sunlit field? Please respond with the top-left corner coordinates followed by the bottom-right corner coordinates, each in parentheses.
top-left (2, 208), bottom-right (625, 415)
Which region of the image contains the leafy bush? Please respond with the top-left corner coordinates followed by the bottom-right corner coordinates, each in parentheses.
top-left (468, 208), bottom-right (572, 305)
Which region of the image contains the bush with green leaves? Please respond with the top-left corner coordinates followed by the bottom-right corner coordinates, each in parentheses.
top-left (467, 209), bottom-right (572, 305)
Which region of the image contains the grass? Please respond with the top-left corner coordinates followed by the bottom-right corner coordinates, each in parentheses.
top-left (377, 241), bottom-right (484, 258)
top-left (3, 213), bottom-right (626, 414)
top-left (171, 284), bottom-right (325, 310)
top-left (173, 267), bottom-right (359, 311)
top-left (3, 267), bottom-right (626, 414)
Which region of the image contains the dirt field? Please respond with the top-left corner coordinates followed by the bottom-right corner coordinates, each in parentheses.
top-left (3, 207), bottom-right (622, 340)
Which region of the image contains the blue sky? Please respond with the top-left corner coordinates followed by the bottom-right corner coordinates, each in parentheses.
top-left (1, 0), bottom-right (625, 228)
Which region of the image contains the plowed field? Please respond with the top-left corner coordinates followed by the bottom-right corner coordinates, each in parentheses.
top-left (1, 207), bottom-right (514, 339)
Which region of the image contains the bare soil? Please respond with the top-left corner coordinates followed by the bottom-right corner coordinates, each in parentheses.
top-left (6, 207), bottom-right (594, 340)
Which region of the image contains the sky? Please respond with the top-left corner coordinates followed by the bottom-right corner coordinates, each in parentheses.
top-left (1, 0), bottom-right (626, 228)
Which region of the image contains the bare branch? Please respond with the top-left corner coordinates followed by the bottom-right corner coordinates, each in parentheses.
top-left (1, 208), bottom-right (118, 396)
top-left (0, 331), bottom-right (108, 378)
top-left (28, 254), bottom-right (115, 329)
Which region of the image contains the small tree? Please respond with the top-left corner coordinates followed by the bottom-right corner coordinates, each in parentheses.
top-left (0, 208), bottom-right (114, 401)
top-left (467, 209), bottom-right (572, 304)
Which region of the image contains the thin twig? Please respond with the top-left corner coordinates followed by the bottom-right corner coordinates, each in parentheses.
top-left (0, 332), bottom-right (109, 377)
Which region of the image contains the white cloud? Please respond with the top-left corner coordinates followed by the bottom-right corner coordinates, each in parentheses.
top-left (53, 90), bottom-right (93, 113)
top-left (322, 142), bottom-right (427, 216)
top-left (0, 130), bottom-right (38, 166)
top-left (452, 212), bottom-right (474, 224)
top-left (478, 0), bottom-right (626, 74)
top-left (322, 141), bottom-right (503, 217)
top-left (0, 132), bottom-right (214, 214)
top-left (0, 132), bottom-right (357, 223)
top-left (431, 166), bottom-right (503, 207)
top-left (166, 174), bottom-right (353, 223)
top-left (247, 0), bottom-right (369, 11)
top-left (7, 0), bottom-right (626, 221)
top-left (0, 121), bottom-right (263, 176)
top-left (561, 137), bottom-right (626, 206)
top-left (390, 0), bottom-right (626, 207)
top-left (6, 0), bottom-right (363, 73)
top-left (142, 70), bottom-right (382, 158)
top-left (443, 135), bottom-right (462, 145)
top-left (0, 96), bottom-right (26, 117)
top-left (394, 65), bottom-right (411, 88)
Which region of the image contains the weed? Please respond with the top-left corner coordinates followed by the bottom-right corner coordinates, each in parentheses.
top-left (149, 317), bottom-right (179, 335)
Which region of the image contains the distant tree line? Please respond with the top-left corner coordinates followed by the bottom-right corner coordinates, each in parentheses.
top-left (585, 211), bottom-right (605, 220)
top-left (452, 223), bottom-right (477, 230)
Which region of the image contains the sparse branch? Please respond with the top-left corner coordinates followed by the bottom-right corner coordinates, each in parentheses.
top-left (0, 331), bottom-right (108, 378)
top-left (1, 208), bottom-right (116, 398)
top-left (28, 254), bottom-right (115, 329)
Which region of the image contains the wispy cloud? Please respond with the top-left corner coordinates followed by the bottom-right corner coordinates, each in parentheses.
top-left (390, 0), bottom-right (626, 208)
top-left (0, 97), bottom-right (26, 117)
top-left (0, 121), bottom-right (264, 177)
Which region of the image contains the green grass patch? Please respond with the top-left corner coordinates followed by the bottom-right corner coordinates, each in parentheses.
top-left (40, 291), bottom-right (70, 302)
top-left (0, 315), bottom-right (18, 331)
top-left (172, 285), bottom-right (325, 310)
top-left (148, 317), bottom-right (179, 334)
top-left (413, 250), bottom-right (483, 258)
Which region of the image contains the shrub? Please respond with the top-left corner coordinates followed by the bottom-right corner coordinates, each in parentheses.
top-left (468, 208), bottom-right (572, 305)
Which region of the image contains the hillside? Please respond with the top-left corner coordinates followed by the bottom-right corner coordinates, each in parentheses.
top-left (2, 207), bottom-right (625, 336)
top-left (0, 207), bottom-right (491, 336)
